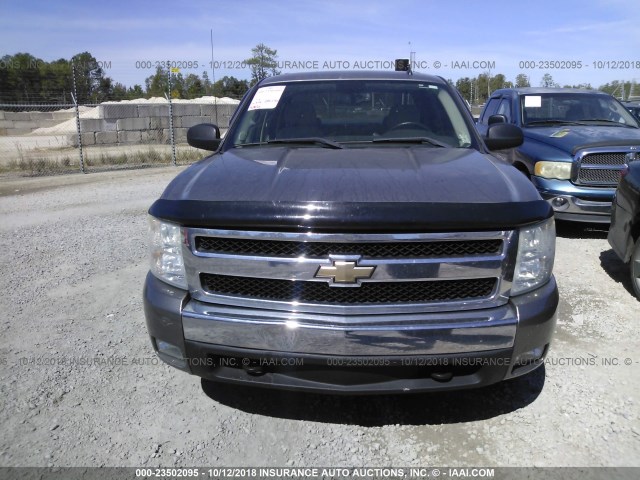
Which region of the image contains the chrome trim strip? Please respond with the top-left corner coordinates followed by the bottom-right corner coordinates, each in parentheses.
top-left (182, 300), bottom-right (517, 355)
top-left (182, 229), bottom-right (516, 315)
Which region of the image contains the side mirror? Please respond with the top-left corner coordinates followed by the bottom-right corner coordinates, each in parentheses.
top-left (187, 124), bottom-right (221, 151)
top-left (484, 123), bottom-right (523, 150)
top-left (488, 114), bottom-right (507, 125)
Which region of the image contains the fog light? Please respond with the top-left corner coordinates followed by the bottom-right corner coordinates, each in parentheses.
top-left (551, 196), bottom-right (569, 211)
top-left (155, 339), bottom-right (188, 370)
top-left (514, 346), bottom-right (546, 369)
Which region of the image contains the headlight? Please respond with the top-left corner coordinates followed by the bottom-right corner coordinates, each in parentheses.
top-left (512, 217), bottom-right (555, 295)
top-left (149, 216), bottom-right (187, 289)
top-left (534, 161), bottom-right (572, 180)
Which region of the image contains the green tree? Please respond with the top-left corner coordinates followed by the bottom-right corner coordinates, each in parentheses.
top-left (598, 80), bottom-right (631, 99)
top-left (145, 66), bottom-right (168, 98)
top-left (71, 52), bottom-right (106, 103)
top-left (455, 77), bottom-right (473, 103)
top-left (245, 43), bottom-right (281, 86)
top-left (201, 71), bottom-right (212, 95)
top-left (475, 73), bottom-right (490, 104)
top-left (515, 73), bottom-right (530, 88)
top-left (489, 73), bottom-right (507, 93)
top-left (212, 76), bottom-right (249, 98)
top-left (540, 73), bottom-right (558, 88)
top-left (126, 84), bottom-right (145, 99)
top-left (184, 73), bottom-right (205, 98)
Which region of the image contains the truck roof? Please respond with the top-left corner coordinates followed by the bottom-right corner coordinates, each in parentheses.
top-left (492, 87), bottom-right (607, 96)
top-left (259, 70), bottom-right (447, 85)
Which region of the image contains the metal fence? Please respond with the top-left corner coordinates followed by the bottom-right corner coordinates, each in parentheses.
top-left (0, 99), bottom-right (239, 177)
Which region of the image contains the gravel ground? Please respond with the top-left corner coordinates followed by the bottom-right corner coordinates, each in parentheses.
top-left (0, 167), bottom-right (638, 468)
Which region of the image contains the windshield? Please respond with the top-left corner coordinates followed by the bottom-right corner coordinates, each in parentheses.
top-left (521, 93), bottom-right (639, 127)
top-left (228, 80), bottom-right (474, 148)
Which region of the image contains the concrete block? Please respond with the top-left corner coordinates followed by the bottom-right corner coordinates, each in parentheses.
top-left (149, 117), bottom-right (170, 129)
top-left (95, 131), bottom-right (118, 144)
top-left (173, 128), bottom-right (188, 143)
top-left (30, 112), bottom-right (54, 120)
top-left (8, 128), bottom-right (33, 135)
top-left (80, 119), bottom-right (106, 132)
top-left (81, 132), bottom-right (96, 145)
top-left (137, 104), bottom-right (170, 117)
top-left (200, 104), bottom-right (236, 118)
top-left (99, 104), bottom-right (139, 119)
top-left (5, 112), bottom-right (32, 121)
top-left (52, 111), bottom-right (75, 121)
top-left (103, 119), bottom-right (118, 131)
top-left (116, 117), bottom-right (149, 131)
top-left (0, 120), bottom-right (12, 129)
top-left (0, 111), bottom-right (5, 120)
top-left (117, 131), bottom-right (142, 144)
top-left (33, 120), bottom-right (61, 129)
top-left (0, 128), bottom-right (7, 135)
top-left (141, 130), bottom-right (164, 144)
top-left (178, 116), bottom-right (210, 128)
top-left (171, 104), bottom-right (201, 116)
top-left (12, 121), bottom-right (38, 130)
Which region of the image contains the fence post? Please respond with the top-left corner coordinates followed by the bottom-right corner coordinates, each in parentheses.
top-left (71, 64), bottom-right (85, 173)
top-left (167, 64), bottom-right (177, 167)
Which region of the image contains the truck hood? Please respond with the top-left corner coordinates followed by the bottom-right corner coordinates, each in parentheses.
top-left (151, 146), bottom-right (551, 232)
top-left (524, 125), bottom-right (640, 155)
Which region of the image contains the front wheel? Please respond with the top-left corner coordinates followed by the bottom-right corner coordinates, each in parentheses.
top-left (631, 237), bottom-right (640, 300)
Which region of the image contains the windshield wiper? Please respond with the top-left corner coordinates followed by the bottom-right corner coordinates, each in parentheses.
top-left (266, 137), bottom-right (344, 149)
top-left (372, 136), bottom-right (449, 148)
top-left (571, 119), bottom-right (638, 128)
top-left (525, 120), bottom-right (589, 126)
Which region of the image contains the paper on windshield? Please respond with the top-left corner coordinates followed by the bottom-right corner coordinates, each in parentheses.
top-left (248, 86), bottom-right (286, 111)
top-left (524, 95), bottom-right (542, 108)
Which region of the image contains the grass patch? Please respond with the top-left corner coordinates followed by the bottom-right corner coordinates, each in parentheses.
top-left (0, 145), bottom-right (207, 177)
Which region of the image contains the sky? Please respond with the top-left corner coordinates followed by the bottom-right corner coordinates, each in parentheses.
top-left (1, 0), bottom-right (639, 92)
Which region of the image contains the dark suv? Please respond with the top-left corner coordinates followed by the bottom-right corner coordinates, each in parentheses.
top-left (477, 88), bottom-right (640, 223)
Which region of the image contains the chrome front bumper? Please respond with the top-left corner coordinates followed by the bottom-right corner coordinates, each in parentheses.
top-left (533, 177), bottom-right (615, 223)
top-left (144, 273), bottom-right (558, 392)
top-left (182, 300), bottom-right (517, 356)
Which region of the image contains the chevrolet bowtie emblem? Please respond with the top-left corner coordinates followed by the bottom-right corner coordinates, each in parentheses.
top-left (315, 261), bottom-right (375, 285)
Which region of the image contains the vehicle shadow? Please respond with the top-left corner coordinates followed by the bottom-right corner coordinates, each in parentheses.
top-left (200, 366), bottom-right (545, 426)
top-left (555, 219), bottom-right (609, 239)
top-left (600, 249), bottom-right (636, 298)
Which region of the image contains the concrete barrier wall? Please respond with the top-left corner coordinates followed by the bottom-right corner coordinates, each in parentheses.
top-left (0, 111), bottom-right (75, 135)
top-left (0, 103), bottom-right (238, 145)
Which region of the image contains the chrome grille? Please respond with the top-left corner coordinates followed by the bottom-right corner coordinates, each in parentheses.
top-left (195, 236), bottom-right (503, 258)
top-left (200, 273), bottom-right (497, 304)
top-left (577, 168), bottom-right (622, 185)
top-left (184, 228), bottom-right (516, 315)
top-left (580, 153), bottom-right (627, 165)
top-left (574, 148), bottom-right (633, 186)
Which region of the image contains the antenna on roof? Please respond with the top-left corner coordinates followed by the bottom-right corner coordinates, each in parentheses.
top-left (395, 42), bottom-right (413, 75)
top-left (395, 59), bottom-right (411, 73)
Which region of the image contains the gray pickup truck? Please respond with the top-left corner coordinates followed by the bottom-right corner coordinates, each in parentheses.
top-left (144, 70), bottom-right (558, 394)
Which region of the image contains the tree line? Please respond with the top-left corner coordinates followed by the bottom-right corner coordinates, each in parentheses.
top-left (0, 52), bottom-right (252, 104)
top-left (0, 46), bottom-right (637, 105)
